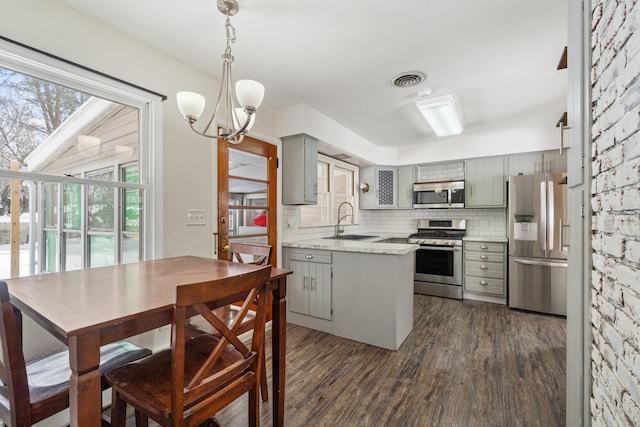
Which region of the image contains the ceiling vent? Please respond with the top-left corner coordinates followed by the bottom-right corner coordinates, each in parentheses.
top-left (391, 71), bottom-right (426, 88)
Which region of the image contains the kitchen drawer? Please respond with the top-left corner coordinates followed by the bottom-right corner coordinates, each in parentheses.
top-left (464, 251), bottom-right (504, 263)
top-left (464, 276), bottom-right (505, 296)
top-left (464, 260), bottom-right (504, 279)
top-left (464, 242), bottom-right (505, 253)
top-left (288, 250), bottom-right (332, 264)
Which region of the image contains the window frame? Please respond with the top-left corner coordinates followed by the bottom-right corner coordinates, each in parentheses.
top-left (0, 38), bottom-right (163, 271)
top-left (299, 153), bottom-right (359, 228)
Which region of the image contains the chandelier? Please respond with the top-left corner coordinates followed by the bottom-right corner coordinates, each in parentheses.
top-left (176, 0), bottom-right (264, 144)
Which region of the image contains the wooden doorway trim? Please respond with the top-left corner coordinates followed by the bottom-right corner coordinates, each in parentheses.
top-left (217, 135), bottom-right (278, 266)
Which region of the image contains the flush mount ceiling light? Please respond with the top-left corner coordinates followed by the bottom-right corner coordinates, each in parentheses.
top-left (416, 94), bottom-right (463, 137)
top-left (176, 0), bottom-right (264, 144)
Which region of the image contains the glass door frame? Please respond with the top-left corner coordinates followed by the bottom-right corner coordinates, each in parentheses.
top-left (217, 135), bottom-right (278, 266)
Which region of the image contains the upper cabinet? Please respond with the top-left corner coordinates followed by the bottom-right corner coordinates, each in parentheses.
top-left (360, 166), bottom-right (397, 209)
top-left (508, 150), bottom-right (567, 176)
top-left (465, 156), bottom-right (507, 208)
top-left (359, 165), bottom-right (415, 210)
top-left (397, 165), bottom-right (415, 209)
top-left (282, 134), bottom-right (318, 205)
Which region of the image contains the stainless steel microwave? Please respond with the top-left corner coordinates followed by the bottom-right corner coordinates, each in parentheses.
top-left (413, 180), bottom-right (465, 208)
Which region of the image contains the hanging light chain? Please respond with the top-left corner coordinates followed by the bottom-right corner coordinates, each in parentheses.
top-left (177, 0), bottom-right (260, 144)
top-left (224, 13), bottom-right (237, 55)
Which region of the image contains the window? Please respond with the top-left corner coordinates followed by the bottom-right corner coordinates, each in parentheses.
top-left (0, 39), bottom-right (161, 277)
top-left (300, 154), bottom-right (359, 227)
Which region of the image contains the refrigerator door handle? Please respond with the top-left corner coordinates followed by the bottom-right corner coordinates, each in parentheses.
top-left (547, 180), bottom-right (555, 250)
top-left (513, 258), bottom-right (568, 268)
top-left (540, 181), bottom-right (547, 251)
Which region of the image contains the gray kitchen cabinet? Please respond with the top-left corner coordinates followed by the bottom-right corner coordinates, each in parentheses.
top-left (507, 152), bottom-right (541, 176)
top-left (543, 149), bottom-right (567, 173)
top-left (332, 249), bottom-right (414, 350)
top-left (360, 166), bottom-right (398, 209)
top-left (463, 241), bottom-right (507, 297)
top-left (465, 156), bottom-right (507, 207)
top-left (397, 165), bottom-right (415, 209)
top-left (508, 150), bottom-right (567, 176)
top-left (282, 133), bottom-right (318, 205)
top-left (286, 249), bottom-right (332, 321)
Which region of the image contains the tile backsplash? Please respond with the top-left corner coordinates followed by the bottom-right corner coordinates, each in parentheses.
top-left (283, 161), bottom-right (508, 242)
top-left (282, 205), bottom-right (506, 241)
top-left (416, 162), bottom-right (465, 182)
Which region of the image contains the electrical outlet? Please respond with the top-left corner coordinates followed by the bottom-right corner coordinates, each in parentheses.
top-left (186, 209), bottom-right (206, 226)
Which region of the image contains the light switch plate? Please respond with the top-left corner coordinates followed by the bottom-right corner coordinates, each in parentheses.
top-left (186, 209), bottom-right (206, 226)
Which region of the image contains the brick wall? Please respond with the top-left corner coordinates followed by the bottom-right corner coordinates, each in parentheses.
top-left (590, 0), bottom-right (640, 425)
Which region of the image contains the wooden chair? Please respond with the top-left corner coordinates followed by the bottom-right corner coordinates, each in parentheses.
top-left (0, 280), bottom-right (152, 426)
top-left (186, 242), bottom-right (272, 402)
top-left (229, 242), bottom-right (272, 266)
top-left (106, 265), bottom-right (272, 427)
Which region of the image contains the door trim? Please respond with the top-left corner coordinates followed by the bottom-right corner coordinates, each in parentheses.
top-left (217, 135), bottom-right (278, 266)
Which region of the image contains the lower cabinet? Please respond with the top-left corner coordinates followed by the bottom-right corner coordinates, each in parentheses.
top-left (287, 249), bottom-right (332, 321)
top-left (283, 246), bottom-right (415, 350)
top-left (463, 241), bottom-right (507, 298)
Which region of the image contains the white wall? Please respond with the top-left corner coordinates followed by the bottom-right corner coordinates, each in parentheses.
top-left (1, 0), bottom-right (280, 260)
top-left (277, 102), bottom-right (562, 167)
top-left (1, 4), bottom-right (279, 424)
top-left (1, 0), bottom-right (563, 260)
top-left (397, 105), bottom-right (564, 164)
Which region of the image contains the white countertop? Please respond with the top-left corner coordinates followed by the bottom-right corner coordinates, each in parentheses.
top-left (463, 236), bottom-right (508, 243)
top-left (283, 235), bottom-right (419, 255)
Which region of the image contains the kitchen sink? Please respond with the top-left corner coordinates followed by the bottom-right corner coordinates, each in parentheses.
top-left (323, 234), bottom-right (378, 240)
top-left (375, 237), bottom-right (410, 244)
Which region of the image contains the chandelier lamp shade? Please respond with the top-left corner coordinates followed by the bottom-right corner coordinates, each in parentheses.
top-left (176, 0), bottom-right (264, 144)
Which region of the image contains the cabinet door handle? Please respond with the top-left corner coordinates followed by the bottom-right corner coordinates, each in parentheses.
top-left (560, 218), bottom-right (570, 249)
top-left (310, 277), bottom-right (316, 291)
top-left (480, 255), bottom-right (489, 260)
top-left (480, 245), bottom-right (488, 250)
top-left (305, 254), bottom-right (313, 259)
top-left (480, 280), bottom-right (488, 286)
top-left (480, 264), bottom-right (488, 270)
top-left (559, 123), bottom-right (570, 155)
top-left (303, 276), bottom-right (309, 289)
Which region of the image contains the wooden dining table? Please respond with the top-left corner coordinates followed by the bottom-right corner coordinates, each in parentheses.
top-left (5, 255), bottom-right (291, 427)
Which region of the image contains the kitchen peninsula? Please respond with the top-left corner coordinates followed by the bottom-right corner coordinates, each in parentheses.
top-left (283, 236), bottom-right (418, 350)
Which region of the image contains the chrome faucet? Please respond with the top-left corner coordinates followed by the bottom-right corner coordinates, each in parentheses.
top-left (335, 201), bottom-right (354, 236)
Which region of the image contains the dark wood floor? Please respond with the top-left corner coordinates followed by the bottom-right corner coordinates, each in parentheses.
top-left (124, 294), bottom-right (566, 426)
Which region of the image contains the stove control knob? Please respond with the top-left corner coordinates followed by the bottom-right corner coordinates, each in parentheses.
top-left (432, 240), bottom-right (438, 245)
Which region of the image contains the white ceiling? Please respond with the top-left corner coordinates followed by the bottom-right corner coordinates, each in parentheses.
top-left (53, 0), bottom-right (567, 149)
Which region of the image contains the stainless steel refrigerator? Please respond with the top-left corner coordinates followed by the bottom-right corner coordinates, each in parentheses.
top-left (508, 173), bottom-right (568, 316)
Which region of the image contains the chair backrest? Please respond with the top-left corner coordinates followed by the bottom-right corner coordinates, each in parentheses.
top-left (0, 280), bottom-right (32, 426)
top-left (170, 265), bottom-right (272, 425)
top-left (229, 242), bottom-right (272, 266)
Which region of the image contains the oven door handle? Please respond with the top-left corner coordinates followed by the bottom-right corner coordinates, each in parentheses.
top-left (418, 246), bottom-right (461, 252)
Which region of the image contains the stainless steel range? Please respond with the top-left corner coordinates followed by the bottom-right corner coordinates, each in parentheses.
top-left (409, 219), bottom-right (466, 299)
